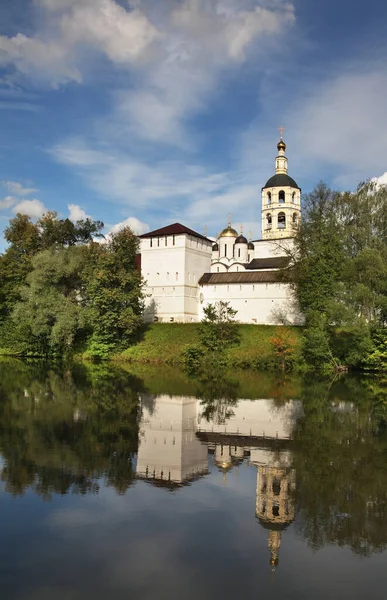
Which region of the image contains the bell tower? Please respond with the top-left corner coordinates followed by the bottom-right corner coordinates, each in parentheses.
top-left (261, 129), bottom-right (301, 241)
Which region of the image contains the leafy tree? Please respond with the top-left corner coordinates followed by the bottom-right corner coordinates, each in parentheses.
top-left (11, 246), bottom-right (89, 356)
top-left (286, 180), bottom-right (387, 371)
top-left (199, 301), bottom-right (240, 353)
top-left (83, 228), bottom-right (145, 356)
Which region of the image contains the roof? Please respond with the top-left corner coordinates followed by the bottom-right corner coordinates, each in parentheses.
top-left (235, 234), bottom-right (248, 244)
top-left (199, 271), bottom-right (281, 285)
top-left (139, 222), bottom-right (210, 242)
top-left (245, 257), bottom-right (289, 270)
top-left (263, 173), bottom-right (300, 190)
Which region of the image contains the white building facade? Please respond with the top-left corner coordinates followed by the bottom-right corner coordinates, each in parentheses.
top-left (139, 136), bottom-right (302, 324)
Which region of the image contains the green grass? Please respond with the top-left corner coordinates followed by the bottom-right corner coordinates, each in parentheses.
top-left (117, 323), bottom-right (303, 368)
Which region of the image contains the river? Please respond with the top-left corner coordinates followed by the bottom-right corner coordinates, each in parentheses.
top-left (0, 359), bottom-right (386, 599)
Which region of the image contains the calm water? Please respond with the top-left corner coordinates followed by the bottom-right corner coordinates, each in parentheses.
top-left (1, 360), bottom-right (387, 600)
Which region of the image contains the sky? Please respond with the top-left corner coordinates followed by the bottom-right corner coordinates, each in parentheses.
top-left (0, 0), bottom-right (387, 248)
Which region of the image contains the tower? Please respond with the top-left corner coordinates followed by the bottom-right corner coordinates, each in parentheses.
top-left (256, 464), bottom-right (296, 568)
top-left (261, 131), bottom-right (301, 240)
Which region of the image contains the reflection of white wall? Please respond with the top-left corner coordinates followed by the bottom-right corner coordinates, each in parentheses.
top-left (137, 394), bottom-right (208, 484)
top-left (197, 400), bottom-right (303, 440)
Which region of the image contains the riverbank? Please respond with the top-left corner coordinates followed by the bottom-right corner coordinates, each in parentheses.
top-left (1, 323), bottom-right (303, 369)
top-left (112, 323), bottom-right (303, 368)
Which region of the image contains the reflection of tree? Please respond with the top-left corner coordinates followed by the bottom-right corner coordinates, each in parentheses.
top-left (294, 376), bottom-right (387, 556)
top-left (0, 360), bottom-right (144, 498)
top-left (197, 371), bottom-right (240, 424)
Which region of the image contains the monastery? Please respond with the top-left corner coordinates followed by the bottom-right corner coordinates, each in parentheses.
top-left (139, 133), bottom-right (302, 324)
top-left (136, 392), bottom-right (301, 568)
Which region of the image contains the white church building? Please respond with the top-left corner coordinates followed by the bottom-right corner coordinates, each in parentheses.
top-left (139, 135), bottom-right (302, 324)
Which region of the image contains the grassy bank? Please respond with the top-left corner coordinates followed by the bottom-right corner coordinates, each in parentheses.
top-left (116, 323), bottom-right (303, 368)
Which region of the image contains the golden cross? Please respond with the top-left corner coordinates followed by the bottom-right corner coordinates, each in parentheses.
top-left (279, 125), bottom-right (284, 138)
top-left (240, 223), bottom-right (244, 234)
top-left (228, 212), bottom-right (231, 227)
top-left (249, 230), bottom-right (252, 241)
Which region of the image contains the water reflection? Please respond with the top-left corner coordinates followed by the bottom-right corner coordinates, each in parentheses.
top-left (1, 358), bottom-right (387, 570)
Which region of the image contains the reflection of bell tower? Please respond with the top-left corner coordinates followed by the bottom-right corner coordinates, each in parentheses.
top-left (256, 465), bottom-right (295, 568)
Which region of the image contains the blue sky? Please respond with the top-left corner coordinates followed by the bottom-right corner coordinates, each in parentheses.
top-left (1, 0), bottom-right (387, 248)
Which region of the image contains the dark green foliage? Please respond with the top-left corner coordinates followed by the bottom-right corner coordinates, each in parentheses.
top-left (0, 212), bottom-right (143, 358)
top-left (0, 360), bottom-right (143, 498)
top-left (198, 301), bottom-right (240, 353)
top-left (83, 228), bottom-right (144, 354)
top-left (288, 180), bottom-right (387, 371)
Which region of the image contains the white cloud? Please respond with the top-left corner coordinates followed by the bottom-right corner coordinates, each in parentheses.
top-left (0, 0), bottom-right (159, 87)
top-left (0, 196), bottom-right (17, 210)
top-left (12, 199), bottom-right (47, 218)
top-left (0, 34), bottom-right (82, 87)
top-left (108, 216), bottom-right (150, 236)
top-left (52, 137), bottom-right (261, 238)
top-left (59, 0), bottom-right (160, 64)
top-left (2, 181), bottom-right (38, 196)
top-left (283, 69), bottom-right (387, 187)
top-left (372, 172), bottom-right (387, 188)
top-left (67, 203), bottom-right (90, 222)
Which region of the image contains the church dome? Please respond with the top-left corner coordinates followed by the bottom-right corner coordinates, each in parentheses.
top-left (248, 241), bottom-right (255, 250)
top-left (235, 234), bottom-right (248, 244)
top-left (220, 224), bottom-right (238, 238)
top-left (277, 139), bottom-right (286, 152)
top-left (263, 173), bottom-right (300, 190)
top-left (212, 242), bottom-right (219, 251)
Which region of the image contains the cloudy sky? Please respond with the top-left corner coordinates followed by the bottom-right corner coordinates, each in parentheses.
top-left (0, 0), bottom-right (386, 245)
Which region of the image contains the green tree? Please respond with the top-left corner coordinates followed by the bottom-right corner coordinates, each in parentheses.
top-left (199, 301), bottom-right (240, 353)
top-left (84, 228), bottom-right (145, 357)
top-left (11, 246), bottom-right (89, 356)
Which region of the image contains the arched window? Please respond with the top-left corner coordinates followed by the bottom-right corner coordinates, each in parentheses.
top-left (224, 244), bottom-right (227, 257)
top-left (292, 191), bottom-right (296, 203)
top-left (292, 212), bottom-right (298, 224)
top-left (279, 190), bottom-right (285, 203)
top-left (278, 212), bottom-right (286, 229)
top-left (238, 248), bottom-right (241, 258)
top-left (267, 191), bottom-right (271, 204)
top-left (266, 213), bottom-right (272, 230)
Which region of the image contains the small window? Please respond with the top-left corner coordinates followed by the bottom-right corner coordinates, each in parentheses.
top-left (173, 235), bottom-right (175, 245)
top-left (224, 245), bottom-right (227, 257)
top-left (248, 254), bottom-right (250, 261)
top-left (278, 212), bottom-right (286, 229)
top-left (279, 190), bottom-right (285, 203)
top-left (267, 213), bottom-right (272, 230)
top-left (217, 267), bottom-right (219, 273)
top-left (150, 238), bottom-right (153, 248)
top-left (267, 192), bottom-right (271, 204)
top-left (292, 191), bottom-right (296, 203)
top-left (165, 236), bottom-right (168, 246)
top-left (238, 248), bottom-right (241, 258)
top-left (157, 237), bottom-right (160, 246)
